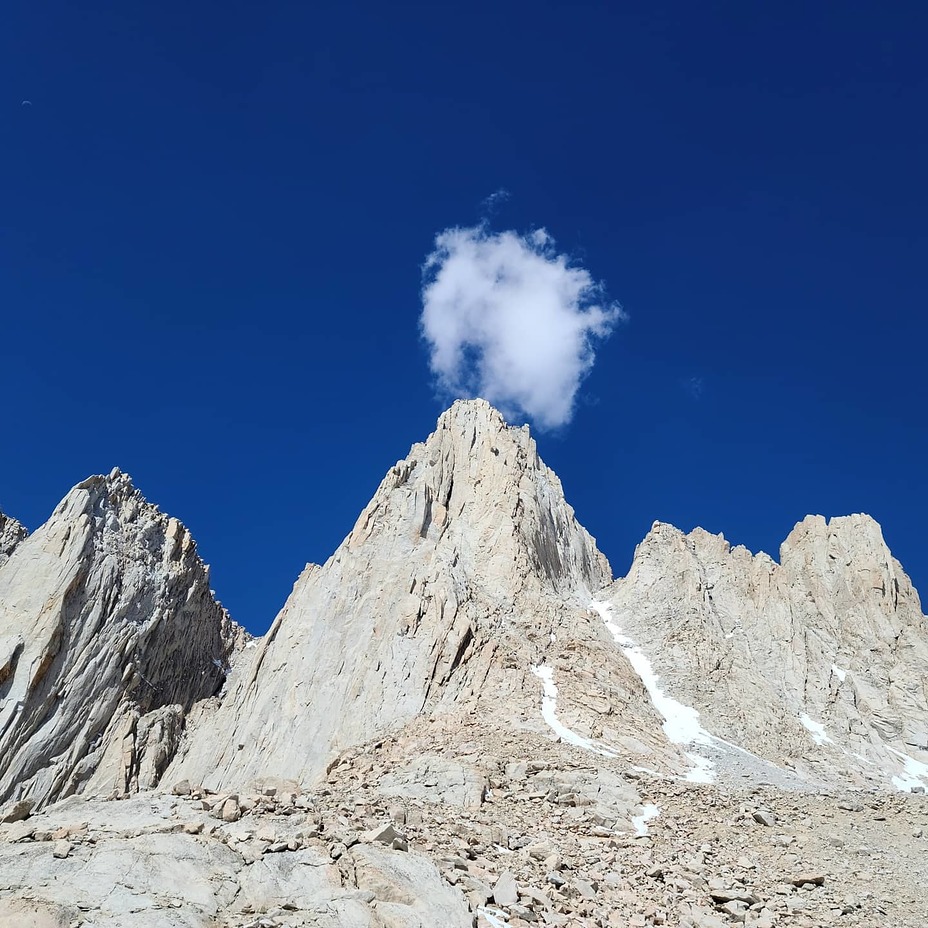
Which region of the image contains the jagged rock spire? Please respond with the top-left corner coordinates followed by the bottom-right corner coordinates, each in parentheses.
top-left (0, 469), bottom-right (245, 809)
top-left (0, 509), bottom-right (27, 569)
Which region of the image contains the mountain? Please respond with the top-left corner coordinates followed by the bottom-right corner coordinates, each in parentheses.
top-left (602, 516), bottom-right (928, 791)
top-left (169, 400), bottom-right (928, 796)
top-left (1, 402), bottom-right (927, 928)
top-left (0, 469), bottom-right (244, 810)
top-left (169, 398), bottom-right (682, 791)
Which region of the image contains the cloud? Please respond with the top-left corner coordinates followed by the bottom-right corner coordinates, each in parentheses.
top-left (420, 224), bottom-right (623, 430)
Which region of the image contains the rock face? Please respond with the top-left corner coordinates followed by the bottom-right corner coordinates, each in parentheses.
top-left (170, 399), bottom-right (678, 790)
top-left (0, 511), bottom-right (27, 569)
top-left (0, 470), bottom-right (245, 810)
top-left (602, 515), bottom-right (928, 790)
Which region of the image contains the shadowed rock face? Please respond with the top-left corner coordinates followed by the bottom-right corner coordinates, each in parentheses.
top-left (0, 469), bottom-right (245, 809)
top-left (604, 514), bottom-right (928, 788)
top-left (0, 511), bottom-right (27, 569)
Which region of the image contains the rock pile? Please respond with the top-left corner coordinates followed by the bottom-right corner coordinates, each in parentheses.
top-left (2, 736), bottom-right (926, 927)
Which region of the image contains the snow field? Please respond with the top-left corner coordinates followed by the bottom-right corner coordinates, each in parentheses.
top-left (590, 600), bottom-right (717, 783)
top-left (530, 665), bottom-right (618, 758)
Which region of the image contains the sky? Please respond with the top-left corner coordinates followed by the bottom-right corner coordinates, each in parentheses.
top-left (2, 1), bottom-right (926, 634)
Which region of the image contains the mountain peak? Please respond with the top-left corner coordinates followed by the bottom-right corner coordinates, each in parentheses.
top-left (168, 402), bottom-right (613, 791)
top-left (349, 400), bottom-right (603, 590)
top-left (0, 473), bottom-right (243, 809)
top-left (3, 419), bottom-right (928, 926)
top-left (607, 509), bottom-right (928, 791)
top-left (436, 396), bottom-right (508, 427)
top-left (73, 465), bottom-right (131, 491)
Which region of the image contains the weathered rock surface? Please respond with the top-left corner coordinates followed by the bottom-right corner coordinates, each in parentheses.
top-left (0, 469), bottom-right (245, 810)
top-left (0, 510), bottom-right (27, 570)
top-left (0, 792), bottom-right (473, 928)
top-left (602, 516), bottom-right (928, 790)
top-left (377, 754), bottom-right (487, 809)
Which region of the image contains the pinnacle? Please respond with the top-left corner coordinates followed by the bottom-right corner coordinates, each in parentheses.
top-left (421, 399), bottom-right (540, 480)
top-left (0, 511), bottom-right (28, 567)
top-left (434, 397), bottom-right (509, 434)
top-left (74, 467), bottom-right (135, 493)
top-left (780, 512), bottom-right (889, 563)
top-left (826, 512), bottom-right (883, 533)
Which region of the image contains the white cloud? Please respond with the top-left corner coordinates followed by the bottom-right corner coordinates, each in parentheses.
top-left (420, 224), bottom-right (623, 430)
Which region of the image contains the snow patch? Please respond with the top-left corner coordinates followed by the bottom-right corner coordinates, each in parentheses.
top-left (887, 747), bottom-right (928, 792)
top-left (591, 601), bottom-right (716, 783)
top-left (632, 803), bottom-right (660, 836)
top-left (531, 665), bottom-right (617, 758)
top-left (684, 752), bottom-right (716, 784)
top-left (831, 664), bottom-right (847, 682)
top-left (799, 713), bottom-right (833, 745)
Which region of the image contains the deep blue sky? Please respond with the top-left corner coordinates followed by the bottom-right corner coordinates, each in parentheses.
top-left (3, 1), bottom-right (926, 633)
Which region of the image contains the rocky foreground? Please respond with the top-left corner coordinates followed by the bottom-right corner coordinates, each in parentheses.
top-left (1, 400), bottom-right (927, 927)
top-left (3, 727), bottom-right (927, 927)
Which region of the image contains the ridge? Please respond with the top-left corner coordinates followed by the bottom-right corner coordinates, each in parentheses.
top-left (604, 511), bottom-right (928, 791)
